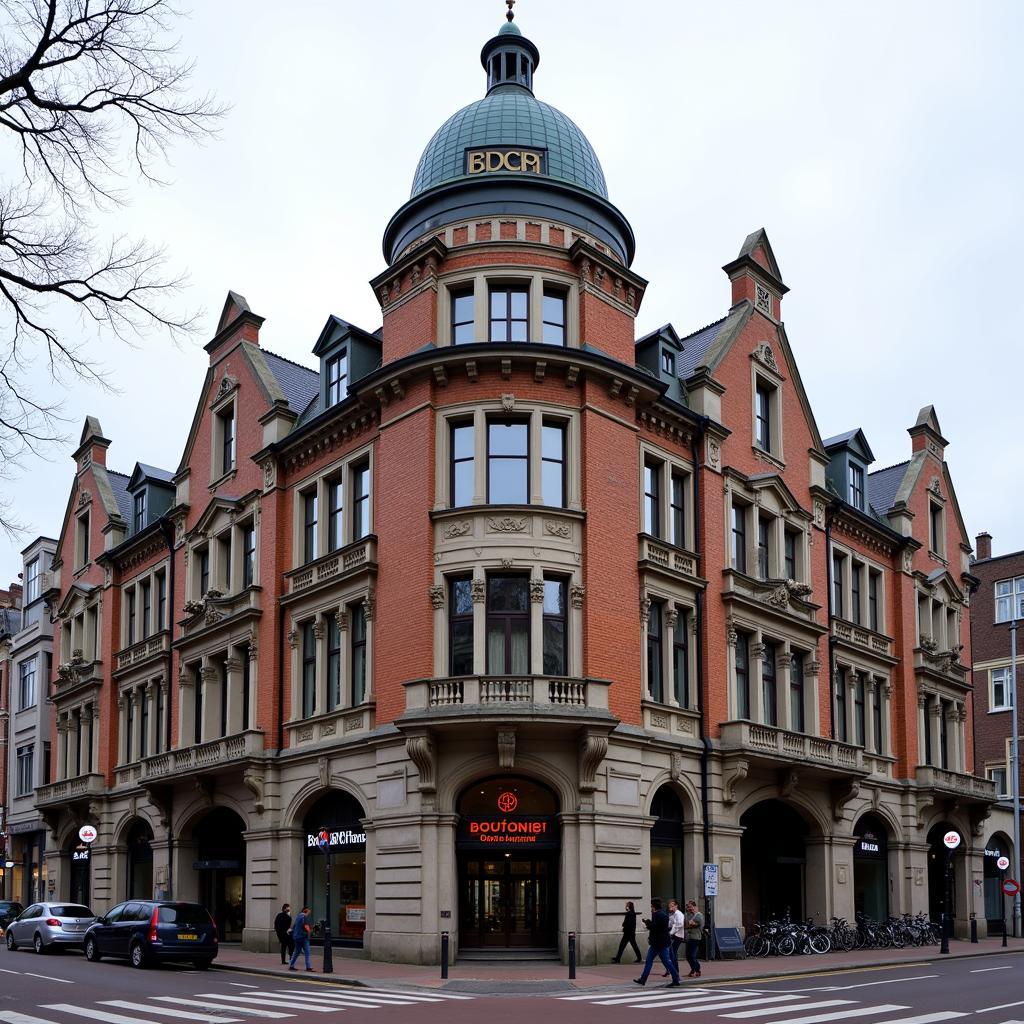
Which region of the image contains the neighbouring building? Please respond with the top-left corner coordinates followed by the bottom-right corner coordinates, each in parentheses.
top-left (968, 531), bottom-right (1022, 933)
top-left (33, 11), bottom-right (1012, 961)
top-left (0, 579), bottom-right (23, 897)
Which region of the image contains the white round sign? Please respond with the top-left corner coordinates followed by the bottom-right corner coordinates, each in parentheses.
top-left (942, 830), bottom-right (961, 850)
top-left (78, 825), bottom-right (97, 844)
top-left (997, 855), bottom-right (1010, 871)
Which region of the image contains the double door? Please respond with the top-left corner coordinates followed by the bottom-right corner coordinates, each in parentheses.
top-left (459, 855), bottom-right (556, 948)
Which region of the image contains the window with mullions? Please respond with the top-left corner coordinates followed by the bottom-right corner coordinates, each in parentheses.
top-left (735, 632), bottom-right (750, 719)
top-left (134, 491), bottom-right (147, 533)
top-left (328, 614), bottom-right (342, 711)
top-left (126, 589), bottom-right (137, 645)
top-left (326, 351), bottom-right (348, 407)
top-left (647, 600), bottom-right (664, 703)
top-left (832, 551), bottom-right (845, 617)
top-left (923, 693), bottom-right (933, 764)
top-left (449, 577), bottom-right (474, 675)
top-left (242, 525), bottom-right (256, 588)
top-left (991, 667), bottom-right (1013, 711)
top-left (18, 658), bottom-right (37, 710)
top-left (731, 503), bottom-right (747, 573)
top-left (327, 477), bottom-right (343, 552)
top-left (670, 472), bottom-right (686, 548)
top-left (156, 571), bottom-right (167, 629)
top-left (25, 557), bottom-right (40, 602)
top-left (834, 667), bottom-right (848, 742)
top-left (489, 286), bottom-right (528, 342)
top-left (450, 422), bottom-right (475, 507)
top-left (141, 580), bottom-right (151, 640)
top-left (849, 464), bottom-right (865, 510)
top-left (351, 603), bottom-right (367, 705)
top-left (351, 460), bottom-right (371, 540)
top-left (872, 683), bottom-right (883, 754)
top-left (140, 689), bottom-right (149, 760)
top-left (673, 608), bottom-right (689, 707)
top-left (644, 460), bottom-right (661, 538)
top-left (995, 576), bottom-right (1024, 623)
top-left (542, 288), bottom-right (567, 345)
top-left (868, 571), bottom-right (880, 631)
top-left (486, 576), bottom-right (530, 674)
top-left (303, 490), bottom-right (318, 563)
top-left (790, 651), bottom-right (805, 732)
top-left (662, 350), bottom-right (675, 376)
top-left (929, 503), bottom-right (943, 556)
top-left (451, 288), bottom-right (475, 344)
top-left (487, 420), bottom-right (529, 504)
top-left (939, 698), bottom-right (949, 768)
top-left (542, 578), bottom-right (567, 675)
top-left (16, 745), bottom-right (33, 796)
top-left (301, 622), bottom-right (317, 719)
top-left (762, 642), bottom-right (778, 726)
top-left (125, 693), bottom-right (134, 762)
top-left (541, 421), bottom-right (566, 507)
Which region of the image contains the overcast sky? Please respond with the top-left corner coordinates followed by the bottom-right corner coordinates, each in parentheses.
top-left (1, 0), bottom-right (1021, 585)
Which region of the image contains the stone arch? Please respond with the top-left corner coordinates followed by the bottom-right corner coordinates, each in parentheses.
top-left (284, 775), bottom-right (372, 831)
top-left (174, 792), bottom-right (251, 839)
top-left (732, 785), bottom-right (831, 838)
top-left (844, 799), bottom-right (904, 846)
top-left (112, 807), bottom-right (160, 847)
top-left (436, 751), bottom-right (577, 814)
top-left (643, 771), bottom-right (701, 822)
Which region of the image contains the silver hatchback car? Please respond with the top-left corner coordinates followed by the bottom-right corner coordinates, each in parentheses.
top-left (5, 902), bottom-right (96, 953)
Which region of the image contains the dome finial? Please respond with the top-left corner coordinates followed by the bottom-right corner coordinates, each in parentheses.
top-left (506, 0), bottom-right (515, 22)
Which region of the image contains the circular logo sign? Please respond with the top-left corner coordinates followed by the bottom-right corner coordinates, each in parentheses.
top-left (1003, 879), bottom-right (1020, 897)
top-left (78, 825), bottom-right (97, 844)
top-left (317, 830), bottom-right (330, 850)
top-left (997, 856), bottom-right (1010, 871)
top-left (942, 830), bottom-right (961, 850)
top-left (497, 791), bottom-right (518, 813)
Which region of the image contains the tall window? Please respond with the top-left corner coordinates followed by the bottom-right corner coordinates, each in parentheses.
top-left (834, 667), bottom-right (848, 742)
top-left (155, 687), bottom-right (164, 755)
top-left (156, 571), bottom-right (167, 630)
top-left (939, 698), bottom-right (949, 768)
top-left (670, 472), bottom-right (686, 548)
top-left (994, 577), bottom-right (1024, 622)
top-left (849, 464), bottom-right (865, 509)
top-left (872, 683), bottom-right (883, 754)
top-left (194, 666), bottom-right (203, 745)
top-left (18, 658), bottom-right (37, 710)
top-left (757, 515), bottom-right (771, 579)
top-left (242, 524), bottom-right (257, 587)
top-left (735, 632), bottom-right (750, 719)
top-left (929, 503), bottom-right (943, 555)
top-left (991, 667), bottom-right (1013, 711)
top-left (450, 422), bottom-right (475, 507)
top-left (134, 490), bottom-right (147, 533)
top-left (326, 351), bottom-right (348, 406)
top-left (219, 406), bottom-right (235, 475)
top-left (542, 578), bottom-right (567, 675)
top-left (851, 563), bottom-right (862, 625)
top-left (198, 548), bottom-right (210, 597)
top-left (125, 693), bottom-right (134, 763)
top-left (923, 694), bottom-right (933, 765)
top-left (643, 460), bottom-right (661, 537)
top-left (486, 576), bottom-right (530, 674)
top-left (754, 381), bottom-right (772, 451)
top-left (487, 420), bottom-right (528, 504)
top-left (449, 577), bottom-right (474, 675)
top-left (662, 350), bottom-right (675, 375)
top-left (542, 288), bottom-right (567, 345)
top-left (327, 615), bottom-right (342, 710)
top-left (140, 689), bottom-right (149, 759)
top-left (541, 422), bottom-right (566, 507)
top-left (302, 490), bottom-right (318, 564)
top-left (832, 551), bottom-right (845, 617)
top-left (784, 530), bottom-right (797, 580)
top-left (868, 571), bottom-right (880, 631)
top-left (988, 767), bottom-right (1008, 797)
top-left (489, 285), bottom-right (528, 342)
top-left (77, 511), bottom-right (90, 567)
top-left (301, 622), bottom-right (316, 719)
top-left (451, 288), bottom-right (475, 344)
top-left (351, 604), bottom-right (367, 705)
top-left (74, 711), bottom-right (83, 774)
top-left (141, 580), bottom-right (152, 640)
top-left (326, 478), bottom-right (343, 552)
top-left (241, 652), bottom-right (251, 731)
top-left (16, 745), bottom-right (33, 796)
top-left (351, 460), bottom-right (371, 540)
top-left (647, 601), bottom-right (664, 703)
top-left (673, 608), bottom-right (689, 707)
top-left (126, 589), bottom-right (137, 645)
top-left (790, 651), bottom-right (805, 732)
top-left (25, 557), bottom-right (40, 602)
top-left (731, 503), bottom-right (747, 573)
top-left (762, 642), bottom-right (778, 726)
top-left (854, 673), bottom-right (866, 746)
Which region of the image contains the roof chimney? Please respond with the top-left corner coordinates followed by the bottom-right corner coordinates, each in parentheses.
top-left (975, 531), bottom-right (992, 561)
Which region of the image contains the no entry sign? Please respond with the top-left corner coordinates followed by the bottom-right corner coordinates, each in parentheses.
top-left (942, 830), bottom-right (961, 850)
top-left (1003, 879), bottom-right (1020, 897)
top-left (997, 856), bottom-right (1010, 871)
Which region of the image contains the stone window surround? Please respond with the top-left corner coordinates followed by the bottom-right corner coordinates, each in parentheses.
top-left (178, 641), bottom-right (257, 747)
top-left (916, 685), bottom-right (967, 772)
top-left (638, 440), bottom-right (694, 550)
top-left (928, 494), bottom-right (946, 561)
top-left (291, 442), bottom-right (373, 571)
top-left (286, 585), bottom-right (374, 723)
top-left (915, 584), bottom-right (961, 652)
top-left (639, 588), bottom-right (697, 710)
top-left (433, 399), bottom-right (581, 513)
top-left (209, 385), bottom-right (238, 486)
top-left (59, 593), bottom-right (101, 665)
top-left (724, 476), bottom-right (810, 584)
top-left (831, 655), bottom-right (892, 756)
top-left (830, 540), bottom-right (887, 632)
top-left (750, 356), bottom-right (785, 467)
top-left (75, 508), bottom-right (91, 571)
top-left (55, 700), bottom-right (99, 780)
top-left (436, 265), bottom-right (580, 350)
top-left (725, 615), bottom-right (822, 734)
top-left (186, 505), bottom-right (259, 602)
top-left (116, 675), bottom-right (167, 765)
top-left (119, 566), bottom-right (168, 649)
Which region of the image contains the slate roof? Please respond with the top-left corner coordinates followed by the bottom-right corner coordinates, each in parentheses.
top-left (0, 606), bottom-right (20, 637)
top-left (823, 429), bottom-right (860, 448)
top-left (867, 461), bottom-right (909, 515)
top-left (107, 470), bottom-right (133, 522)
top-left (262, 350), bottom-right (320, 414)
top-left (676, 316), bottom-right (729, 378)
top-left (135, 463), bottom-right (174, 484)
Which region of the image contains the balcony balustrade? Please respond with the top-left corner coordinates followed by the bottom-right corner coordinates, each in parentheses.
top-left (638, 535), bottom-right (699, 581)
top-left (285, 537), bottom-right (377, 595)
top-left (720, 720), bottom-right (867, 776)
top-left (36, 772), bottom-right (106, 807)
top-left (141, 729), bottom-right (265, 780)
top-left (831, 619), bottom-right (893, 659)
top-left (915, 765), bottom-right (996, 803)
top-left (115, 632), bottom-right (170, 671)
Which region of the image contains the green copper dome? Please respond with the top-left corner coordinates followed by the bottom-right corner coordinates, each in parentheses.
top-left (410, 87), bottom-right (609, 199)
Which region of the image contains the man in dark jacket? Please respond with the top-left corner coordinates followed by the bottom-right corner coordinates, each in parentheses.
top-left (274, 903), bottom-right (293, 965)
top-left (634, 897), bottom-right (681, 986)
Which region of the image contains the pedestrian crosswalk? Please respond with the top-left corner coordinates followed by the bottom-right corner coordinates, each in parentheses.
top-left (0, 984), bottom-right (474, 1024)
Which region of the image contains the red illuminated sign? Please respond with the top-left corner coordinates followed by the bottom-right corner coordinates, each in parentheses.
top-left (497, 791), bottom-right (519, 813)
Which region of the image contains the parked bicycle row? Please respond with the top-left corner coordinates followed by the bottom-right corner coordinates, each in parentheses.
top-left (742, 912), bottom-right (943, 956)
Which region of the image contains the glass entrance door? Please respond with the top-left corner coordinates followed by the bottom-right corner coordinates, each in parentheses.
top-left (459, 855), bottom-right (556, 948)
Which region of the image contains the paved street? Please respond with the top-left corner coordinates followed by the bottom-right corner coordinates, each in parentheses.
top-left (0, 947), bottom-right (1022, 1024)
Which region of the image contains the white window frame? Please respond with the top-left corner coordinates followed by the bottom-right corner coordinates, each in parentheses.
top-left (995, 576), bottom-right (1024, 623)
top-left (990, 666), bottom-right (1013, 712)
top-left (638, 442), bottom-right (695, 551)
top-left (987, 765), bottom-right (1009, 798)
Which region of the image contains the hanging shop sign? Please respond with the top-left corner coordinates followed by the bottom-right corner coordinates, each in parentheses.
top-left (304, 824), bottom-right (366, 850)
top-left (997, 856), bottom-right (1010, 871)
top-left (78, 825), bottom-right (97, 844)
top-left (703, 863), bottom-right (719, 897)
top-left (942, 831), bottom-right (961, 850)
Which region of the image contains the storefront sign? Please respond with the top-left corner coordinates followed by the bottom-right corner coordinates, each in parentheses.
top-left (984, 848), bottom-right (1004, 858)
top-left (997, 856), bottom-right (1010, 871)
top-left (465, 146), bottom-right (547, 176)
top-left (10, 820), bottom-right (44, 835)
top-left (345, 906), bottom-right (366, 923)
top-left (305, 827), bottom-right (366, 849)
top-left (78, 825), bottom-right (97, 844)
top-left (72, 847), bottom-right (90, 863)
top-left (457, 815), bottom-right (559, 849)
top-left (943, 831), bottom-right (962, 850)
top-left (192, 859), bottom-right (241, 870)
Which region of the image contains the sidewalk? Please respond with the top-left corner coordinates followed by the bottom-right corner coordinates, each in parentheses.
top-left (214, 936), bottom-right (1024, 992)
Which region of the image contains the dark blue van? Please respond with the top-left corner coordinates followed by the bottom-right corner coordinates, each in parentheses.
top-left (84, 901), bottom-right (218, 969)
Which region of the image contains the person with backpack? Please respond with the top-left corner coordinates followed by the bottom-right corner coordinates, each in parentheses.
top-left (288, 905), bottom-right (314, 971)
top-left (634, 897), bottom-right (681, 987)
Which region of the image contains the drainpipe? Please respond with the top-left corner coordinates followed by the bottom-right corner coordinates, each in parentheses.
top-left (824, 504), bottom-right (836, 740)
top-left (157, 516), bottom-right (176, 898)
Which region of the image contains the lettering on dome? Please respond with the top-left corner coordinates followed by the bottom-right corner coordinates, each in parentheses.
top-left (465, 146), bottom-right (547, 177)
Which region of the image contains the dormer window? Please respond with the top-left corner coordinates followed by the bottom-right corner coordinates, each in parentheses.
top-left (662, 350), bottom-right (675, 376)
top-left (326, 351), bottom-right (348, 407)
top-left (848, 463), bottom-right (865, 510)
top-left (134, 490), bottom-right (147, 533)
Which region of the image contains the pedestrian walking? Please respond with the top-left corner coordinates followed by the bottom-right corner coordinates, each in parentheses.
top-left (684, 898), bottom-right (704, 978)
top-left (611, 900), bottom-right (642, 963)
top-left (274, 903), bottom-right (293, 965)
top-left (288, 905), bottom-right (314, 972)
top-left (634, 898), bottom-right (681, 987)
top-left (663, 898), bottom-right (685, 976)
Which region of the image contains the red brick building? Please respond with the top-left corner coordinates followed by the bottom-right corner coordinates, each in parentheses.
top-left (33, 12), bottom-right (1011, 961)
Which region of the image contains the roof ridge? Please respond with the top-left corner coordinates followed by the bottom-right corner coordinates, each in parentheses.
top-left (107, 469), bottom-right (131, 480)
top-left (262, 347), bottom-right (318, 375)
top-left (868, 459), bottom-right (910, 476)
top-left (678, 314), bottom-right (729, 343)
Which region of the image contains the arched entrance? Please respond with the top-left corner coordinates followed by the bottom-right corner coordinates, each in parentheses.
top-left (740, 800), bottom-right (809, 928)
top-left (457, 776), bottom-right (560, 950)
top-left (301, 791), bottom-right (367, 948)
top-left (983, 833), bottom-right (1012, 934)
top-left (192, 807), bottom-right (246, 942)
top-left (126, 820), bottom-right (154, 900)
top-left (853, 813), bottom-right (889, 921)
top-left (927, 821), bottom-right (961, 937)
top-left (650, 785), bottom-right (685, 905)
top-left (66, 834), bottom-right (90, 906)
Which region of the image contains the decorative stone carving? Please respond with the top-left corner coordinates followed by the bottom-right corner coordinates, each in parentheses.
top-left (902, 548), bottom-right (913, 573)
top-left (247, 631), bottom-right (259, 661)
top-left (363, 591), bottom-right (375, 622)
top-left (751, 643), bottom-right (766, 660)
top-left (76, 488), bottom-right (91, 509)
top-left (928, 476), bottom-right (942, 497)
top-left (779, 768), bottom-right (800, 799)
top-left (263, 460), bottom-right (276, 490)
top-left (723, 759), bottom-right (748, 804)
top-left (487, 516), bottom-right (527, 533)
top-left (287, 624), bottom-right (299, 649)
top-left (764, 580), bottom-right (813, 609)
top-left (812, 498), bottom-right (826, 529)
top-left (318, 756), bottom-right (330, 788)
top-left (428, 585), bottom-right (445, 609)
top-left (499, 558), bottom-right (513, 569)
top-left (406, 733), bottom-right (436, 793)
top-left (570, 584), bottom-right (585, 609)
top-left (666, 608), bottom-right (679, 630)
top-left (726, 626), bottom-right (738, 647)
top-left (312, 618), bottom-right (325, 641)
top-left (471, 579), bottom-right (486, 603)
top-left (831, 779), bottom-right (860, 822)
top-left (501, 393), bottom-right (515, 412)
top-left (543, 520), bottom-right (571, 539)
top-left (919, 634), bottom-right (938, 654)
top-left (706, 437), bottom-right (721, 471)
top-left (443, 521), bottom-right (472, 539)
top-left (212, 372), bottom-right (238, 405)
top-left (650, 712), bottom-right (669, 729)
top-left (242, 769), bottom-right (265, 815)
top-left (497, 729), bottom-right (516, 770)
top-left (640, 596), bottom-right (651, 624)
top-left (754, 340), bottom-right (778, 369)
top-left (755, 285), bottom-right (772, 317)
top-left (529, 578), bottom-right (545, 603)
top-left (579, 731), bottom-right (609, 793)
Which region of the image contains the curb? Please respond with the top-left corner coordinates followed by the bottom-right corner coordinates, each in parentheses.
top-left (212, 961), bottom-right (370, 987)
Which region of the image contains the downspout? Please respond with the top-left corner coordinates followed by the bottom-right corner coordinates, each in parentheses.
top-left (157, 516), bottom-right (176, 898)
top-left (824, 504), bottom-right (836, 740)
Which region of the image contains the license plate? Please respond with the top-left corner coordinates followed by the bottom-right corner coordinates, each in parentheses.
top-left (178, 933), bottom-right (198, 941)
top-left (67, 925), bottom-right (84, 932)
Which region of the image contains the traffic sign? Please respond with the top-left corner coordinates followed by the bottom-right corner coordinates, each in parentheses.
top-left (942, 830), bottom-right (961, 850)
top-left (78, 825), bottom-right (97, 844)
top-left (1003, 879), bottom-right (1020, 897)
top-left (997, 855), bottom-right (1010, 871)
top-left (703, 862), bottom-right (719, 897)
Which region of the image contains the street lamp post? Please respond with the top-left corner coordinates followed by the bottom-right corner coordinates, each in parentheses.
top-left (940, 845), bottom-right (952, 955)
top-left (1010, 619), bottom-right (1022, 939)
top-left (319, 828), bottom-right (334, 974)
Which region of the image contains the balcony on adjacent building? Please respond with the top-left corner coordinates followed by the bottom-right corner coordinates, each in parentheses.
top-left (284, 537), bottom-right (377, 596)
top-left (36, 772), bottom-right (106, 808)
top-left (831, 619), bottom-right (894, 660)
top-left (141, 729), bottom-right (266, 781)
top-left (915, 765), bottom-right (996, 804)
top-left (720, 720), bottom-right (869, 777)
top-left (114, 631), bottom-right (170, 673)
top-left (638, 535), bottom-right (703, 585)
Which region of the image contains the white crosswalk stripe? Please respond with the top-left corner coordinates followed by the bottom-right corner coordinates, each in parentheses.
top-left (672, 996), bottom-right (807, 1014)
top-left (746, 1006), bottom-right (909, 1024)
top-left (0, 1013), bottom-right (67, 1024)
top-left (590, 989), bottom-right (757, 1005)
top-left (100, 1001), bottom-right (241, 1023)
top-left (152, 997), bottom-right (294, 1019)
top-left (269, 988), bottom-right (459, 1004)
top-left (44, 1006), bottom-right (181, 1024)
top-left (724, 1002), bottom-right (856, 1019)
top-left (191, 995), bottom-right (337, 1013)
top-left (866, 1015), bottom-right (966, 1024)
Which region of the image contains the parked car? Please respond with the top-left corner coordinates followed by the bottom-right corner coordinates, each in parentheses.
top-left (0, 901), bottom-right (24, 935)
top-left (5, 902), bottom-right (95, 953)
top-left (83, 901), bottom-right (218, 969)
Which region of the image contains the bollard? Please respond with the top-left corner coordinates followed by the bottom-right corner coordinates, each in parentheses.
top-left (441, 931), bottom-right (449, 979)
top-left (970, 915), bottom-right (978, 944)
top-left (568, 931), bottom-right (576, 980)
